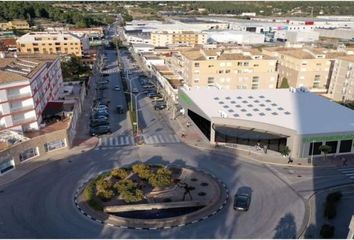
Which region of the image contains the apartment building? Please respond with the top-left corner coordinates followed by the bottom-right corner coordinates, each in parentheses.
top-left (0, 54), bottom-right (63, 132)
top-left (262, 47), bottom-right (344, 93)
top-left (151, 31), bottom-right (207, 47)
top-left (16, 32), bottom-right (89, 57)
top-left (174, 47), bottom-right (278, 90)
top-left (0, 20), bottom-right (30, 31)
top-left (328, 55), bottom-right (354, 102)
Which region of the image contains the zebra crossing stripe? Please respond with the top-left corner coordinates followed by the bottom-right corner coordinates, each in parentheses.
top-left (158, 135), bottom-right (166, 143)
top-left (98, 138), bottom-right (102, 146)
top-left (109, 137), bottom-right (114, 145)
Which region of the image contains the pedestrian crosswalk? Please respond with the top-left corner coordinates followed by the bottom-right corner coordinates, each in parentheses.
top-left (96, 135), bottom-right (135, 149)
top-left (102, 66), bottom-right (119, 74)
top-left (142, 134), bottom-right (180, 145)
top-left (338, 167), bottom-right (354, 180)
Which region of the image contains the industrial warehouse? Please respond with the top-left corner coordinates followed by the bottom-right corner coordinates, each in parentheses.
top-left (178, 87), bottom-right (354, 159)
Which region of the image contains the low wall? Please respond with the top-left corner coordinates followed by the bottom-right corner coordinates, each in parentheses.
top-left (104, 200), bottom-right (206, 213)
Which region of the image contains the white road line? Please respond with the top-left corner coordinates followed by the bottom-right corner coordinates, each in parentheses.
top-left (172, 134), bottom-right (180, 142)
top-left (340, 170), bottom-right (354, 173)
top-left (144, 136), bottom-right (152, 144)
top-left (339, 167), bottom-right (354, 171)
top-left (345, 173), bottom-right (354, 176)
top-left (158, 135), bottom-right (166, 143)
top-left (97, 138), bottom-right (102, 146)
top-left (109, 137), bottom-right (114, 146)
top-left (102, 137), bottom-right (108, 146)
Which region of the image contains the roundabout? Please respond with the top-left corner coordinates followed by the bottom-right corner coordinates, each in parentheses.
top-left (0, 144), bottom-right (306, 238)
top-left (74, 164), bottom-right (229, 229)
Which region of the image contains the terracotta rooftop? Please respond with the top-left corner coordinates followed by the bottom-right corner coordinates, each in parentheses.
top-left (0, 54), bottom-right (58, 84)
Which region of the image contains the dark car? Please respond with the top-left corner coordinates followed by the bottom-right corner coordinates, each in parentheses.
top-left (90, 125), bottom-right (111, 136)
top-left (116, 105), bottom-right (124, 114)
top-left (154, 101), bottom-right (167, 110)
top-left (90, 119), bottom-right (109, 128)
top-left (233, 193), bottom-right (251, 211)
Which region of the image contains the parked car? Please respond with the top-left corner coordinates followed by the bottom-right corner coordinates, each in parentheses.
top-left (132, 88), bottom-right (139, 93)
top-left (116, 105), bottom-right (124, 114)
top-left (90, 125), bottom-right (111, 136)
top-left (154, 101), bottom-right (167, 110)
top-left (233, 193), bottom-right (251, 211)
top-left (91, 115), bottom-right (108, 121)
top-left (90, 119), bottom-right (109, 128)
top-left (114, 85), bottom-right (121, 91)
top-left (147, 92), bottom-right (157, 98)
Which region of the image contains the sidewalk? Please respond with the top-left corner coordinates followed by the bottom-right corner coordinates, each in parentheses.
top-left (0, 143), bottom-right (95, 188)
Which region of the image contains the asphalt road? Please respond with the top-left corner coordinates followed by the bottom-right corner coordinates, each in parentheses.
top-left (0, 144), bottom-right (305, 238)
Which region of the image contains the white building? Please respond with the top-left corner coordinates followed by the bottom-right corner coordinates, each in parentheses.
top-left (0, 54), bottom-right (63, 132)
top-left (205, 30), bottom-right (265, 44)
top-left (178, 87), bottom-right (354, 160)
top-left (285, 31), bottom-right (320, 43)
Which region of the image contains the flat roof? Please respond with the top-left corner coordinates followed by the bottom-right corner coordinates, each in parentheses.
top-left (181, 87), bottom-right (354, 135)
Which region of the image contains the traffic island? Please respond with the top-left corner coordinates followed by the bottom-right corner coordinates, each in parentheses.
top-left (75, 163), bottom-right (229, 229)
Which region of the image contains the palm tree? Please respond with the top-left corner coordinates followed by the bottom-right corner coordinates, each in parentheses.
top-left (319, 145), bottom-right (332, 161)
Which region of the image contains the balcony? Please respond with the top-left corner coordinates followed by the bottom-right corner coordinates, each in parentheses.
top-left (6, 92), bottom-right (32, 101)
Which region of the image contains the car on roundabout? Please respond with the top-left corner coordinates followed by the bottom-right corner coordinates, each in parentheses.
top-left (233, 193), bottom-right (251, 211)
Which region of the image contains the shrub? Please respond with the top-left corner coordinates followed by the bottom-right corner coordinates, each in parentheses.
top-left (324, 201), bottom-right (337, 219)
top-left (96, 189), bottom-right (114, 202)
top-left (83, 181), bottom-right (103, 211)
top-left (132, 163), bottom-right (151, 180)
top-left (95, 178), bottom-right (113, 192)
top-left (148, 168), bottom-right (172, 188)
top-left (111, 168), bottom-right (129, 179)
top-left (114, 179), bottom-right (144, 203)
top-left (320, 224), bottom-right (335, 239)
top-left (326, 191), bottom-right (342, 203)
top-left (280, 146), bottom-right (291, 156)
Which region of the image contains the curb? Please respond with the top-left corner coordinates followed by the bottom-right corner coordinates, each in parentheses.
top-left (73, 166), bottom-right (229, 230)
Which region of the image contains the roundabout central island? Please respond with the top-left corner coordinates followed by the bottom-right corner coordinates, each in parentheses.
top-left (75, 163), bottom-right (229, 230)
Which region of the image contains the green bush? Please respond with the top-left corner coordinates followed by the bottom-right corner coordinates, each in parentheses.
top-left (114, 179), bottom-right (144, 203)
top-left (326, 191), bottom-right (342, 203)
top-left (148, 168), bottom-right (172, 188)
top-left (83, 181), bottom-right (103, 211)
top-left (95, 178), bottom-right (113, 192)
top-left (111, 168), bottom-right (129, 180)
top-left (96, 189), bottom-right (115, 202)
top-left (324, 201), bottom-right (337, 219)
top-left (132, 163), bottom-right (152, 180)
top-left (320, 224), bottom-right (335, 239)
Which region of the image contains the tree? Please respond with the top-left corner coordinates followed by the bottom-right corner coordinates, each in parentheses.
top-left (148, 168), bottom-right (172, 188)
top-left (111, 168), bottom-right (129, 180)
top-left (320, 224), bottom-right (335, 238)
top-left (280, 77), bottom-right (290, 88)
top-left (280, 146), bottom-right (291, 156)
top-left (319, 145), bottom-right (332, 161)
top-left (61, 56), bottom-right (90, 82)
top-left (132, 163), bottom-right (152, 180)
top-left (114, 179), bottom-right (144, 203)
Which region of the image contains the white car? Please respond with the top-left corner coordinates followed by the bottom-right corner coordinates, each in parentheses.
top-left (114, 85), bottom-right (120, 91)
top-left (132, 88), bottom-right (139, 93)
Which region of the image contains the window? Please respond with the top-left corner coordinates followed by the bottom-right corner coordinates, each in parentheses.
top-left (44, 139), bottom-right (66, 152)
top-left (253, 64), bottom-right (259, 67)
top-left (309, 142), bottom-right (323, 155)
top-left (33, 43), bottom-right (38, 46)
top-left (325, 141), bottom-right (338, 154)
top-left (19, 148), bottom-right (38, 162)
top-left (208, 65), bottom-right (214, 68)
top-left (194, 62), bottom-right (200, 67)
top-left (218, 70), bottom-right (224, 74)
top-left (313, 75), bottom-right (321, 88)
top-left (48, 43), bottom-right (52, 46)
top-left (194, 79), bottom-right (199, 83)
top-left (225, 70), bottom-right (230, 74)
top-left (33, 48), bottom-right (39, 52)
top-left (207, 77), bottom-right (215, 84)
top-left (339, 140), bottom-right (352, 153)
top-left (237, 62), bottom-right (242, 66)
top-left (0, 158), bottom-right (15, 174)
top-left (243, 62), bottom-right (249, 66)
